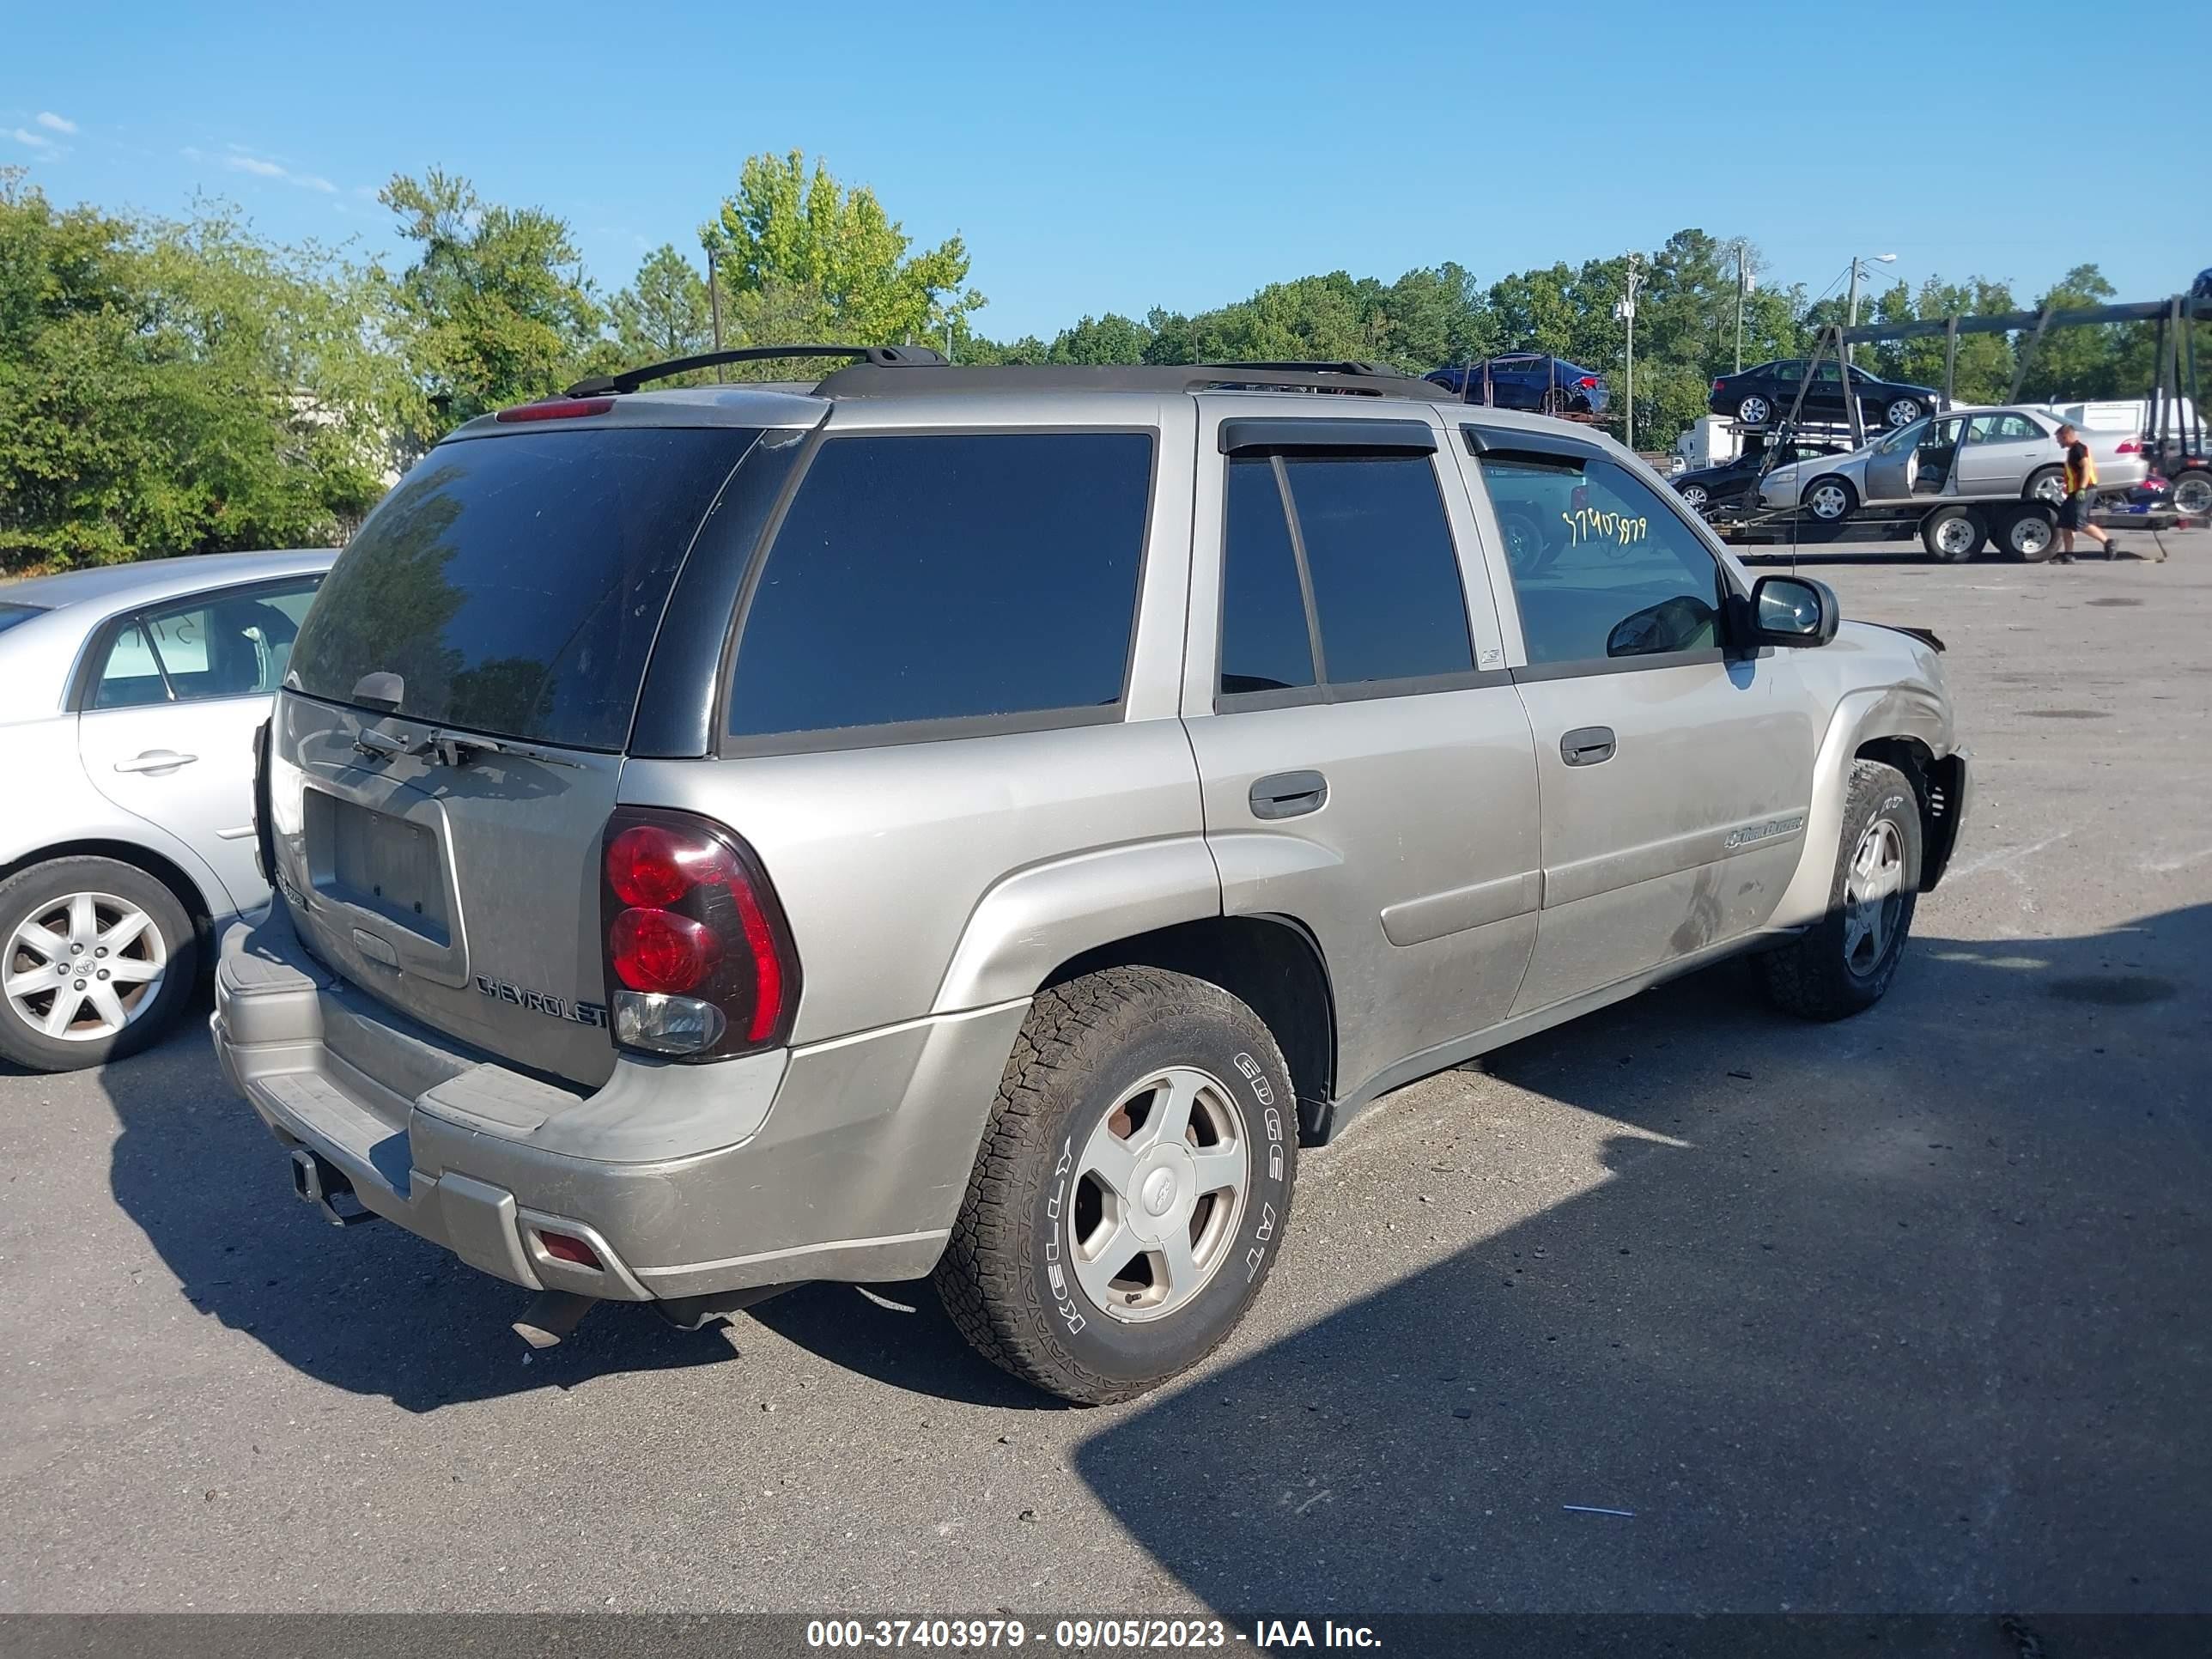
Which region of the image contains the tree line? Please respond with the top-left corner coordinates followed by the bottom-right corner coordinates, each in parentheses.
top-left (1, 152), bottom-right (2192, 572)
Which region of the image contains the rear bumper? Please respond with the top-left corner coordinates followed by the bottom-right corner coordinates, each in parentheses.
top-left (212, 905), bottom-right (1028, 1301)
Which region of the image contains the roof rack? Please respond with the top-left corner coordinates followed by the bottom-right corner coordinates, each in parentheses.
top-left (566, 343), bottom-right (947, 398)
top-left (812, 359), bottom-right (1457, 401)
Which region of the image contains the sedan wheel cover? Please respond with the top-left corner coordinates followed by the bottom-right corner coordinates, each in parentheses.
top-left (4, 891), bottom-right (167, 1042)
top-left (1068, 1065), bottom-right (1250, 1325)
top-left (1809, 483), bottom-right (1850, 520)
top-left (1842, 820), bottom-right (1906, 976)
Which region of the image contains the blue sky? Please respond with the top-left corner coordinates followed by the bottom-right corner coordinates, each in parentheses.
top-left (4, 0), bottom-right (2195, 342)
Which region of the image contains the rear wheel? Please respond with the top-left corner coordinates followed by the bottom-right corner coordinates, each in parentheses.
top-left (935, 967), bottom-right (1297, 1405)
top-left (1736, 394), bottom-right (1773, 428)
top-left (1761, 761), bottom-right (1921, 1021)
top-left (1997, 504), bottom-right (2057, 562)
top-left (2172, 470), bottom-right (2212, 516)
top-left (1679, 483), bottom-right (1711, 512)
top-left (2024, 465), bottom-right (2068, 509)
top-left (1805, 477), bottom-right (1858, 522)
top-left (1886, 397), bottom-right (1924, 428)
top-left (0, 856), bottom-right (198, 1073)
top-left (1920, 505), bottom-right (1984, 562)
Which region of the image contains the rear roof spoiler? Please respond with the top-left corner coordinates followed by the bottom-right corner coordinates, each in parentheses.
top-left (566, 344), bottom-right (946, 398)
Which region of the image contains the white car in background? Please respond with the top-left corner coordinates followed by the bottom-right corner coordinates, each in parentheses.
top-left (0, 550), bottom-right (334, 1071)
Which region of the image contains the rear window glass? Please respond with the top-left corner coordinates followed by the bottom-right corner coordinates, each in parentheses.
top-left (726, 431), bottom-right (1152, 741)
top-left (0, 603), bottom-right (44, 637)
top-left (289, 427), bottom-right (757, 750)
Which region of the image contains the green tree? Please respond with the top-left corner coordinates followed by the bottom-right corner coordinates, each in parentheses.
top-left (702, 150), bottom-right (981, 362)
top-left (1, 167), bottom-right (413, 571)
top-left (1048, 313), bottom-right (1152, 365)
top-left (609, 242), bottom-right (714, 368)
top-left (379, 168), bottom-right (603, 424)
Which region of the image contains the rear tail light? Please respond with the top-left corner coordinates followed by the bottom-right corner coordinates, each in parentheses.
top-left (1578, 376), bottom-right (1598, 389)
top-left (2117, 439), bottom-right (2142, 453)
top-left (599, 807), bottom-right (800, 1059)
top-left (1713, 380), bottom-right (1724, 393)
top-left (494, 396), bottom-right (617, 423)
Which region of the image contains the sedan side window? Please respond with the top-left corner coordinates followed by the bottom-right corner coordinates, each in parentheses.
top-left (90, 578), bottom-right (323, 709)
top-left (1966, 413), bottom-right (2041, 444)
top-left (1475, 447), bottom-right (1729, 669)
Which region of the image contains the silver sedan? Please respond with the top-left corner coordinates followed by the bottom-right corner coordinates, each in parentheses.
top-left (1759, 406), bottom-right (2152, 522)
top-left (0, 549), bottom-right (334, 1071)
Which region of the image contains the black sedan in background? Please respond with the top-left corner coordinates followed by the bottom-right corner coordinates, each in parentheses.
top-left (1711, 359), bottom-right (1941, 430)
top-left (1671, 440), bottom-right (1852, 515)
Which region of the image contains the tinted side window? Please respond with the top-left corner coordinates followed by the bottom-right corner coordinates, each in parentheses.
top-left (144, 578), bottom-right (322, 702)
top-left (728, 432), bottom-right (1153, 739)
top-left (1477, 448), bottom-right (1727, 667)
top-left (1219, 459), bottom-right (1316, 696)
top-left (1279, 455), bottom-right (1474, 685)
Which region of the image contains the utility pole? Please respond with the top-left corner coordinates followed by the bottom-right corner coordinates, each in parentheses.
top-left (1844, 253), bottom-right (1897, 372)
top-left (705, 247), bottom-right (726, 382)
top-left (1730, 240), bottom-right (1751, 373)
top-left (1617, 254), bottom-right (1644, 452)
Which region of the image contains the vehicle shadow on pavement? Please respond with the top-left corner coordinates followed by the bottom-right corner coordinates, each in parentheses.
top-left (100, 998), bottom-right (739, 1413)
top-left (1071, 906), bottom-right (2212, 1614)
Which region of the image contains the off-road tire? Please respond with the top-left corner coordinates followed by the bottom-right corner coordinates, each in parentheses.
top-left (934, 966), bottom-right (1298, 1406)
top-left (0, 855), bottom-right (198, 1073)
top-left (1761, 761), bottom-right (1922, 1022)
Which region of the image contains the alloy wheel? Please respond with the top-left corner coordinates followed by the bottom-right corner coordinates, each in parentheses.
top-left (1738, 395), bottom-right (1771, 426)
top-left (4, 891), bottom-right (167, 1042)
top-left (1887, 399), bottom-right (1922, 428)
top-left (1842, 820), bottom-right (1905, 976)
top-left (1680, 485), bottom-right (1709, 510)
top-left (1809, 483), bottom-right (1851, 520)
top-left (1068, 1066), bottom-right (1250, 1324)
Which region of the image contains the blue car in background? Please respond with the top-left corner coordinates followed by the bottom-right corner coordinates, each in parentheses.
top-left (1425, 353), bottom-right (1611, 415)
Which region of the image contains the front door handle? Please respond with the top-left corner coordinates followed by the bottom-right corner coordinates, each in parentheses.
top-left (1249, 769), bottom-right (1328, 820)
top-left (1559, 726), bottom-right (1615, 767)
top-left (113, 750), bottom-right (198, 774)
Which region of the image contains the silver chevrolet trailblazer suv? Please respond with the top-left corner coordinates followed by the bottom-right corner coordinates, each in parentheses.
top-left (213, 347), bottom-right (1970, 1404)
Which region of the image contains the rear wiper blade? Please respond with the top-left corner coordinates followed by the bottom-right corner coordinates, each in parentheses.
top-left (350, 726), bottom-right (580, 769)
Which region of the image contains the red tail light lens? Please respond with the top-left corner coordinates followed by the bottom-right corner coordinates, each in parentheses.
top-left (494, 396), bottom-right (616, 422)
top-left (2117, 440), bottom-right (2142, 453)
top-left (599, 807), bottom-right (800, 1059)
top-left (609, 907), bottom-right (720, 994)
top-left (1578, 376), bottom-right (1598, 389)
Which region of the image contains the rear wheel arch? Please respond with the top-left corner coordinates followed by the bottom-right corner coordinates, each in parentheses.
top-left (1044, 914), bottom-right (1338, 1145)
top-left (0, 837), bottom-right (218, 951)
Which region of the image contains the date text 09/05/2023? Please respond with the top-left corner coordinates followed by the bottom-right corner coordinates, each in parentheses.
top-left (803, 1617), bottom-right (1384, 1649)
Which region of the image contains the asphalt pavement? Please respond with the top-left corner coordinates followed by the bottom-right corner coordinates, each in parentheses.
top-left (3, 533), bottom-right (2209, 1617)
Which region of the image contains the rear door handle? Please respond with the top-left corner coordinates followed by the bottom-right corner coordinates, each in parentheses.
top-left (113, 750), bottom-right (198, 774)
top-left (1249, 769), bottom-right (1328, 820)
top-left (1559, 726), bottom-right (1615, 767)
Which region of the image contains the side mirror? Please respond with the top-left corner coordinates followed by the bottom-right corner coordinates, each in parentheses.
top-left (1749, 574), bottom-right (1838, 647)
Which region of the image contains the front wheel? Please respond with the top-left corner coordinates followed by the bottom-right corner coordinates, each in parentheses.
top-left (1761, 761), bottom-right (1922, 1021)
top-left (935, 966), bottom-right (1298, 1405)
top-left (1679, 483), bottom-right (1711, 512)
top-left (1805, 476), bottom-right (1858, 522)
top-left (0, 855), bottom-right (198, 1072)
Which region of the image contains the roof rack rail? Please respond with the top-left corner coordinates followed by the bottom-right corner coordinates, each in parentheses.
top-left (566, 343), bottom-right (946, 398)
top-left (812, 360), bottom-right (1456, 401)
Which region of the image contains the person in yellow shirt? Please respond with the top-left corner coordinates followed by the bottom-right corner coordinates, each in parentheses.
top-left (2053, 423), bottom-right (2126, 562)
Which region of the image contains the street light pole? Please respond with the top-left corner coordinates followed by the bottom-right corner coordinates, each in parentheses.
top-left (1618, 254), bottom-right (1644, 452)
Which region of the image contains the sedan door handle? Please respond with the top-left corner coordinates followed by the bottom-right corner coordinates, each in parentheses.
top-left (1559, 726), bottom-right (1615, 767)
top-left (112, 750), bottom-right (198, 774)
top-left (1249, 769), bottom-right (1328, 820)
